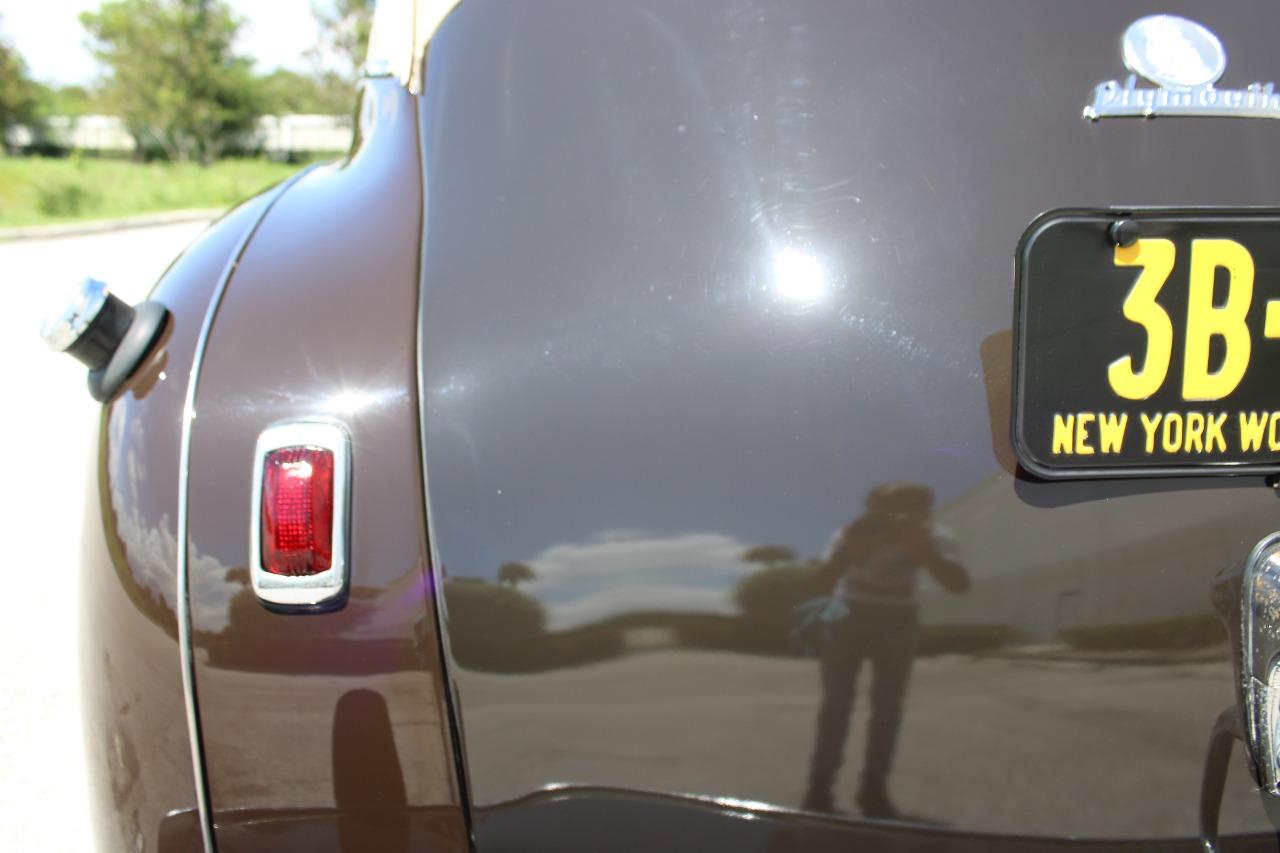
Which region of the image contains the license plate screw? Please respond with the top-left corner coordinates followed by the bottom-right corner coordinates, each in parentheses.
top-left (1109, 218), bottom-right (1141, 247)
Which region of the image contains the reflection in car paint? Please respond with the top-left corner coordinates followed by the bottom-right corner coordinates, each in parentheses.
top-left (421, 5), bottom-right (1280, 843)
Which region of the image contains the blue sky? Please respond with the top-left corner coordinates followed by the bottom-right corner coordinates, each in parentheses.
top-left (0, 0), bottom-right (331, 86)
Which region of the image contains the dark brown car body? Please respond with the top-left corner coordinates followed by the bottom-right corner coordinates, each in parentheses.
top-left (78, 1), bottom-right (1280, 850)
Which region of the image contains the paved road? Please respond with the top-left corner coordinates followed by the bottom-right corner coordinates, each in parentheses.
top-left (0, 221), bottom-right (212, 852)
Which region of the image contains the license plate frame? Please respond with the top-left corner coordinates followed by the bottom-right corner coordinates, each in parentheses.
top-left (1013, 207), bottom-right (1280, 479)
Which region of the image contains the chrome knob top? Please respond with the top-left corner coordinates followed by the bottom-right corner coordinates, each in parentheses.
top-left (41, 278), bottom-right (109, 352)
top-left (40, 277), bottom-right (135, 371)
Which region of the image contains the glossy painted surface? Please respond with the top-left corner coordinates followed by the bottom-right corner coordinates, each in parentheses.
top-left (158, 806), bottom-right (466, 853)
top-left (417, 0), bottom-right (1280, 847)
top-left (475, 788), bottom-right (1280, 853)
top-left (81, 194), bottom-right (272, 852)
top-left (183, 77), bottom-right (465, 850)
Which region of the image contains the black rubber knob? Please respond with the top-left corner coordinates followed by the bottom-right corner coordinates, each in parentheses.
top-left (65, 291), bottom-right (135, 371)
top-left (87, 301), bottom-right (169, 402)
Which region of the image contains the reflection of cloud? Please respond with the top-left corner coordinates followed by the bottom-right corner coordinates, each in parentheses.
top-left (111, 502), bottom-right (231, 632)
top-left (107, 407), bottom-right (233, 633)
top-left (523, 530), bottom-right (754, 630)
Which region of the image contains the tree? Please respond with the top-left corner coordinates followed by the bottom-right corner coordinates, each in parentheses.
top-left (0, 23), bottom-right (38, 144)
top-left (734, 552), bottom-right (823, 653)
top-left (81, 0), bottom-right (261, 163)
top-left (256, 68), bottom-right (352, 116)
top-left (741, 545), bottom-right (797, 566)
top-left (311, 0), bottom-right (374, 81)
top-left (444, 578), bottom-right (548, 671)
top-left (41, 85), bottom-right (97, 118)
top-left (498, 562), bottom-right (536, 588)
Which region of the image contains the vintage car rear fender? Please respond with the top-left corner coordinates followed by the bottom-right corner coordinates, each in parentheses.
top-left (84, 76), bottom-right (467, 852)
top-left (180, 75), bottom-right (466, 852)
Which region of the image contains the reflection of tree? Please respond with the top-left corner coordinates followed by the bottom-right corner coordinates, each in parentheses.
top-left (444, 546), bottom-right (1016, 672)
top-left (445, 578), bottom-right (547, 671)
top-left (449, 578), bottom-right (545, 634)
top-left (1059, 613), bottom-right (1223, 652)
top-left (497, 561), bottom-right (536, 588)
top-left (440, 543), bottom-right (1029, 673)
top-left (446, 575), bottom-right (657, 673)
top-left (735, 547), bottom-right (824, 653)
top-left (201, 567), bottom-right (419, 674)
top-left (741, 545), bottom-right (798, 567)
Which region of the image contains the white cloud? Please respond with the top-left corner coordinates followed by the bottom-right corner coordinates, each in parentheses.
top-left (523, 530), bottom-right (756, 630)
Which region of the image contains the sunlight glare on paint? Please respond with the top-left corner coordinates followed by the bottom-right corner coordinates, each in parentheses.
top-left (772, 246), bottom-right (827, 304)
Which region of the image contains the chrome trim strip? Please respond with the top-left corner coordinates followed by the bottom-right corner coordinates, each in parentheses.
top-left (176, 165), bottom-right (319, 853)
top-left (415, 76), bottom-right (477, 839)
top-left (249, 419), bottom-right (352, 609)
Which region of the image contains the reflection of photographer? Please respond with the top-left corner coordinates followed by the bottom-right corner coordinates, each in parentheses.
top-left (802, 484), bottom-right (969, 819)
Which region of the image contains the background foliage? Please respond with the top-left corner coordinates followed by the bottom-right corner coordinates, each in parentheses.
top-left (311, 0), bottom-right (374, 81)
top-left (0, 155), bottom-right (301, 226)
top-left (80, 0), bottom-right (260, 163)
top-left (0, 1), bottom-right (378, 225)
top-left (2, 0), bottom-right (377, 162)
top-left (0, 18), bottom-right (38, 138)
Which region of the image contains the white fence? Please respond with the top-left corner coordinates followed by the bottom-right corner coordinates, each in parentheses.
top-left (7, 114), bottom-right (353, 154)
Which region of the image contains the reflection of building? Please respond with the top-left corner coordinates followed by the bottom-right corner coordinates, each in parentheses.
top-left (8, 114), bottom-right (353, 155)
top-left (919, 473), bottom-right (1275, 642)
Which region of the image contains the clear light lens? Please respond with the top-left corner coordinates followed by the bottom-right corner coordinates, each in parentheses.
top-left (261, 445), bottom-right (334, 576)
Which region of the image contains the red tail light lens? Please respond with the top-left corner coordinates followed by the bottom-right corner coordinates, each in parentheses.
top-left (261, 446), bottom-right (334, 576)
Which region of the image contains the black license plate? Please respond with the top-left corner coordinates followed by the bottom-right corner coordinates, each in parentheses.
top-left (1014, 209), bottom-right (1280, 478)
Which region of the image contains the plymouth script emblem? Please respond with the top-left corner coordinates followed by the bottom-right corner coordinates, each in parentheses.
top-left (1084, 14), bottom-right (1280, 121)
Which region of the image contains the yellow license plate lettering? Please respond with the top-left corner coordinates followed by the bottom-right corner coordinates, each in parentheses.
top-left (1183, 238), bottom-right (1254, 401)
top-left (1109, 238), bottom-right (1174, 400)
top-left (1110, 237), bottom-right (1259, 403)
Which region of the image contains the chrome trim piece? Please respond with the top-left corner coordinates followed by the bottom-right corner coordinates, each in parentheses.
top-left (176, 165), bottom-right (318, 853)
top-left (249, 419), bottom-right (352, 609)
top-left (1122, 15), bottom-right (1225, 90)
top-left (40, 277), bottom-right (108, 351)
top-left (1084, 76), bottom-right (1280, 121)
top-left (1241, 531), bottom-right (1280, 796)
top-left (1085, 15), bottom-right (1280, 121)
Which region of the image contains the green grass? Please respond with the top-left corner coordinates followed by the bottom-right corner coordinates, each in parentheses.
top-left (0, 155), bottom-right (315, 227)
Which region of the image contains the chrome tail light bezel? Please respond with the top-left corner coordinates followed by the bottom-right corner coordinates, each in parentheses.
top-left (249, 419), bottom-right (352, 611)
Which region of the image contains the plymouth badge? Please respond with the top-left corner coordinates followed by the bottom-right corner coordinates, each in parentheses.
top-left (1084, 14), bottom-right (1280, 120)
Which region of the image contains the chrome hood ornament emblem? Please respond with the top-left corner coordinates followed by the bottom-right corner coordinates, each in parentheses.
top-left (1084, 15), bottom-right (1280, 121)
